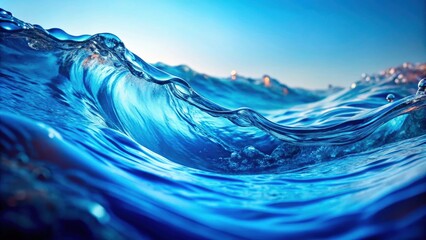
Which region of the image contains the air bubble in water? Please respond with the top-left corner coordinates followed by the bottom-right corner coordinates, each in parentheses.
top-left (386, 94), bottom-right (395, 103)
top-left (417, 78), bottom-right (426, 95)
top-left (244, 146), bottom-right (256, 158)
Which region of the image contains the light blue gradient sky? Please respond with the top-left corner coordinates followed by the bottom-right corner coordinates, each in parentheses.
top-left (2, 0), bottom-right (425, 89)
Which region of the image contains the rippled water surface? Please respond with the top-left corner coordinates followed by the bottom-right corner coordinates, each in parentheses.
top-left (1, 8), bottom-right (426, 239)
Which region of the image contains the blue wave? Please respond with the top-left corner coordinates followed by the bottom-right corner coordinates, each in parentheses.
top-left (1, 8), bottom-right (425, 239)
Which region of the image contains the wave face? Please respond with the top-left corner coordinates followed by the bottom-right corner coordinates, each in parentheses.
top-left (1, 8), bottom-right (426, 239)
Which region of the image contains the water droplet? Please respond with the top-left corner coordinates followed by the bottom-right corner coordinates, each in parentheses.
top-left (402, 62), bottom-right (412, 68)
top-left (417, 78), bottom-right (426, 95)
top-left (350, 83), bottom-right (357, 89)
top-left (230, 70), bottom-right (237, 80)
top-left (244, 146), bottom-right (256, 157)
top-left (241, 146), bottom-right (265, 159)
top-left (0, 9), bottom-right (12, 19)
top-left (89, 203), bottom-right (109, 223)
top-left (263, 75), bottom-right (271, 87)
top-left (230, 152), bottom-right (239, 159)
top-left (386, 94), bottom-right (395, 103)
top-left (45, 126), bottom-right (62, 139)
top-left (0, 21), bottom-right (20, 31)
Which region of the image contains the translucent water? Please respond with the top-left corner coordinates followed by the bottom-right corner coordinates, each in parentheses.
top-left (1, 9), bottom-right (425, 239)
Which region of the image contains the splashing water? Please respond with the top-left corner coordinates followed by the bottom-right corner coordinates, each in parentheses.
top-left (1, 9), bottom-right (426, 239)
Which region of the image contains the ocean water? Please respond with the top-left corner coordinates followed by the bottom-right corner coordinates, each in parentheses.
top-left (1, 8), bottom-right (426, 239)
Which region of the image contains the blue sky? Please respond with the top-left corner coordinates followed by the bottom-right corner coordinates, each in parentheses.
top-left (2, 0), bottom-right (425, 89)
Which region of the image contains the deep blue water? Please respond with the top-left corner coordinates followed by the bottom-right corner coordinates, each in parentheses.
top-left (1, 8), bottom-right (426, 239)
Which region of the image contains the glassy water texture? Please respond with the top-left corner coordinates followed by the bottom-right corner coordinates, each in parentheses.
top-left (1, 8), bottom-right (425, 239)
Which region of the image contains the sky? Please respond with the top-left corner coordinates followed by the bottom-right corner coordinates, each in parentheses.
top-left (2, 0), bottom-right (425, 89)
